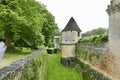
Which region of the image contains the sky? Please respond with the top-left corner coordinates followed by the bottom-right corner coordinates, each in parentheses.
top-left (36, 0), bottom-right (111, 32)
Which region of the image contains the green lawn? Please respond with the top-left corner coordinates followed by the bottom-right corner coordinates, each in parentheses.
top-left (0, 47), bottom-right (32, 68)
top-left (47, 51), bottom-right (83, 80)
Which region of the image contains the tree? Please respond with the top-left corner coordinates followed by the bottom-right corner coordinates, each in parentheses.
top-left (0, 0), bottom-right (58, 49)
top-left (85, 27), bottom-right (108, 36)
top-left (0, 8), bottom-right (24, 46)
top-left (13, 0), bottom-right (45, 49)
top-left (42, 12), bottom-right (58, 47)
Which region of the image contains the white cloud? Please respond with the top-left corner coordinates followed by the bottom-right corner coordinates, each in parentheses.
top-left (36, 0), bottom-right (110, 32)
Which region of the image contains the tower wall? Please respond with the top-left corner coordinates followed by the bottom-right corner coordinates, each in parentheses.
top-left (107, 0), bottom-right (120, 79)
top-left (61, 45), bottom-right (76, 57)
top-left (61, 31), bottom-right (81, 66)
top-left (62, 31), bottom-right (81, 44)
top-left (61, 44), bottom-right (76, 66)
top-left (61, 31), bottom-right (78, 66)
top-left (61, 17), bottom-right (81, 67)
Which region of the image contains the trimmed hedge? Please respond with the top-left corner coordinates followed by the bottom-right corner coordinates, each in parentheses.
top-left (46, 48), bottom-right (58, 54)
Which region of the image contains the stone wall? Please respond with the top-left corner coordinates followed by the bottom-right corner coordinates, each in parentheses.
top-left (107, 0), bottom-right (120, 79)
top-left (76, 59), bottom-right (113, 80)
top-left (76, 43), bottom-right (114, 80)
top-left (77, 43), bottom-right (108, 54)
top-left (0, 49), bottom-right (47, 80)
top-left (76, 43), bottom-right (108, 69)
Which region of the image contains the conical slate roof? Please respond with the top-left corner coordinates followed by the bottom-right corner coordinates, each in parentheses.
top-left (62, 17), bottom-right (82, 32)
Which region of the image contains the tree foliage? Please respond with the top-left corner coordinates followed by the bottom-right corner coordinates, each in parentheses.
top-left (0, 0), bottom-right (58, 49)
top-left (79, 34), bottom-right (108, 44)
top-left (85, 27), bottom-right (108, 36)
top-left (42, 12), bottom-right (58, 47)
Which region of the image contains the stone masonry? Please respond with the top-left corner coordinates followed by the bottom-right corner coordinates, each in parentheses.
top-left (107, 0), bottom-right (120, 79)
top-left (61, 17), bottom-right (82, 66)
top-left (0, 49), bottom-right (42, 80)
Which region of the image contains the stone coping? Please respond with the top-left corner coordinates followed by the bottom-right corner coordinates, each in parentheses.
top-left (0, 49), bottom-right (42, 80)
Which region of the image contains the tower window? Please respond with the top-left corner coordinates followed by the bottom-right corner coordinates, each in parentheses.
top-left (78, 32), bottom-right (80, 37)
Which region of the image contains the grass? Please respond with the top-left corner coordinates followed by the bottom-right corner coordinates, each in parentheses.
top-left (47, 51), bottom-right (83, 80)
top-left (0, 47), bottom-right (32, 68)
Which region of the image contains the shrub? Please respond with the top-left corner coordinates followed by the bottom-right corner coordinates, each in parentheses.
top-left (79, 34), bottom-right (108, 44)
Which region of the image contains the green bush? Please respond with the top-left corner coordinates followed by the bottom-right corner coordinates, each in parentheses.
top-left (79, 34), bottom-right (108, 44)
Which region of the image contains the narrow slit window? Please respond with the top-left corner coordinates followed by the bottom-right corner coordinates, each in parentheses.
top-left (78, 32), bottom-right (80, 37)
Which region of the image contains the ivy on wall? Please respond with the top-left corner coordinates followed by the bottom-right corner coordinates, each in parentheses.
top-left (76, 48), bottom-right (106, 69)
top-left (76, 34), bottom-right (112, 80)
top-left (21, 50), bottom-right (47, 80)
top-left (76, 59), bottom-right (112, 80)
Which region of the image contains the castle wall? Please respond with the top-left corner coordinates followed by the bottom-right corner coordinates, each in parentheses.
top-left (107, 0), bottom-right (120, 79)
top-left (109, 12), bottom-right (120, 79)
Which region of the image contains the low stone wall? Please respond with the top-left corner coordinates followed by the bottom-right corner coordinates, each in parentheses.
top-left (76, 42), bottom-right (115, 80)
top-left (77, 43), bottom-right (108, 54)
top-left (76, 59), bottom-right (113, 80)
top-left (76, 43), bottom-right (108, 68)
top-left (0, 49), bottom-right (47, 80)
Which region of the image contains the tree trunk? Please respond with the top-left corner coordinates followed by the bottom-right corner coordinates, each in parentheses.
top-left (5, 31), bottom-right (14, 47)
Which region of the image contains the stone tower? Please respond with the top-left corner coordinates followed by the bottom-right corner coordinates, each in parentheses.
top-left (61, 17), bottom-right (82, 66)
top-left (107, 0), bottom-right (120, 79)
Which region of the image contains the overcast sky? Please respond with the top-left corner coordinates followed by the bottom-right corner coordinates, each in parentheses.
top-left (36, 0), bottom-right (110, 32)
